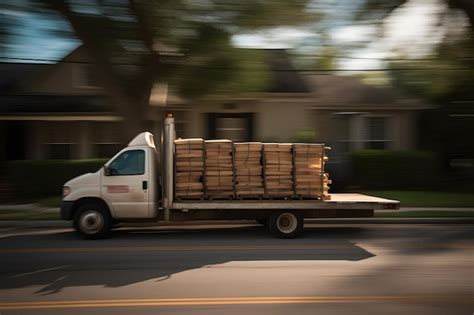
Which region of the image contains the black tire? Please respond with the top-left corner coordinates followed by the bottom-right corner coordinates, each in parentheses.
top-left (268, 211), bottom-right (303, 239)
top-left (73, 202), bottom-right (111, 239)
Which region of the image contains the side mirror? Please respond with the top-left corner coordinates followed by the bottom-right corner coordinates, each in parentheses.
top-left (103, 165), bottom-right (111, 176)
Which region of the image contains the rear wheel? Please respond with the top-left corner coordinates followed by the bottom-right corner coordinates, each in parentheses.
top-left (268, 211), bottom-right (303, 239)
top-left (73, 203), bottom-right (111, 239)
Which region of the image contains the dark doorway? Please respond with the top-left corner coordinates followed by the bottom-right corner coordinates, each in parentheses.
top-left (207, 113), bottom-right (254, 142)
top-left (5, 122), bottom-right (27, 160)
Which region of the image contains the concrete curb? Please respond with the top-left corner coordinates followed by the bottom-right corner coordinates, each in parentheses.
top-left (0, 218), bottom-right (473, 229)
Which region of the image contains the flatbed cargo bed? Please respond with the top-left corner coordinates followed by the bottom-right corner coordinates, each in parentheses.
top-left (172, 193), bottom-right (399, 211)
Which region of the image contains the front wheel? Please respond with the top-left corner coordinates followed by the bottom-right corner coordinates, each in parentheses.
top-left (268, 211), bottom-right (303, 239)
top-left (73, 203), bottom-right (111, 239)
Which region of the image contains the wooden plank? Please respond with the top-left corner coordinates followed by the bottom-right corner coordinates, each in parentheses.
top-left (235, 182), bottom-right (264, 188)
top-left (206, 170), bottom-right (234, 176)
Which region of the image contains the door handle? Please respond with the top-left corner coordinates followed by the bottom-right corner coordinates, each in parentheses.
top-left (142, 181), bottom-right (148, 190)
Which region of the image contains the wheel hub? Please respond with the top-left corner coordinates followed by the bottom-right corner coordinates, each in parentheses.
top-left (277, 213), bottom-right (297, 233)
top-left (80, 211), bottom-right (103, 234)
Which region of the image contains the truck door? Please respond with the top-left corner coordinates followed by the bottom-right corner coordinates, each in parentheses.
top-left (101, 148), bottom-right (151, 218)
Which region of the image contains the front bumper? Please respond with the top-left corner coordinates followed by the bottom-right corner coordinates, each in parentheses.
top-left (60, 201), bottom-right (75, 220)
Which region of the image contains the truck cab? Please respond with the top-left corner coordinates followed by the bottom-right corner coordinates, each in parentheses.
top-left (61, 132), bottom-right (160, 238)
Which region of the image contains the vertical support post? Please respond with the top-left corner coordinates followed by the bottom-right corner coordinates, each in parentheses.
top-left (203, 141), bottom-right (207, 200)
top-left (291, 144), bottom-right (296, 199)
top-left (262, 144), bottom-right (268, 198)
top-left (163, 115), bottom-right (175, 221)
top-left (231, 142), bottom-right (236, 199)
top-left (320, 145), bottom-right (325, 200)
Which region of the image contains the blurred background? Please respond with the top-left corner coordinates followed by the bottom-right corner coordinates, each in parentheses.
top-left (0, 0), bottom-right (473, 207)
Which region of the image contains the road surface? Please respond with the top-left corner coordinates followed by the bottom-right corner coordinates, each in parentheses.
top-left (0, 222), bottom-right (472, 314)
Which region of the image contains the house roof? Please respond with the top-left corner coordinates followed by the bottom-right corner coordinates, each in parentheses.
top-left (304, 74), bottom-right (429, 109)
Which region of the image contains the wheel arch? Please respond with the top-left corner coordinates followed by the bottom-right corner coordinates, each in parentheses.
top-left (69, 197), bottom-right (113, 220)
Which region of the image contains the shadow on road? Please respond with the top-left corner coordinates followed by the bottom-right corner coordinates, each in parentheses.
top-left (0, 225), bottom-right (374, 294)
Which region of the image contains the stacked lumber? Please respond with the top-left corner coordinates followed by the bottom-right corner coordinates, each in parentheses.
top-left (323, 173), bottom-right (331, 200)
top-left (293, 144), bottom-right (330, 199)
top-left (234, 142), bottom-right (264, 198)
top-left (174, 138), bottom-right (204, 199)
top-left (263, 143), bottom-right (293, 198)
top-left (205, 140), bottom-right (234, 198)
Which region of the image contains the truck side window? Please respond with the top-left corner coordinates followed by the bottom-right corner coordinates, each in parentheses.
top-left (108, 150), bottom-right (145, 176)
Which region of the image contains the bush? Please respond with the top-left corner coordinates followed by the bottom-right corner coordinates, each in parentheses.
top-left (351, 150), bottom-right (439, 189)
top-left (7, 159), bottom-right (107, 199)
top-left (289, 129), bottom-right (318, 143)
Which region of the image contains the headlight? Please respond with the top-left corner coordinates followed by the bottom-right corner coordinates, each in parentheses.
top-left (62, 186), bottom-right (71, 198)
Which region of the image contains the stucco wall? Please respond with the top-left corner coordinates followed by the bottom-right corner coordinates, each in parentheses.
top-left (179, 98), bottom-right (313, 142)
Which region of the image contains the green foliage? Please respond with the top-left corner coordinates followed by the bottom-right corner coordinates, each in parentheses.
top-left (6, 159), bottom-right (107, 199)
top-left (388, 52), bottom-right (474, 104)
top-left (354, 0), bottom-right (406, 22)
top-left (376, 210), bottom-right (474, 218)
top-left (351, 150), bottom-right (439, 189)
top-left (289, 129), bottom-right (318, 143)
top-left (36, 0), bottom-right (318, 100)
top-left (177, 48), bottom-right (271, 98)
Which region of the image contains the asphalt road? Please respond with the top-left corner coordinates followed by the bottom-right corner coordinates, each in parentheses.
top-left (0, 223), bottom-right (472, 314)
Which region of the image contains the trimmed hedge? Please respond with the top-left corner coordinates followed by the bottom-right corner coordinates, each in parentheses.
top-left (351, 150), bottom-right (439, 189)
top-left (7, 159), bottom-right (107, 199)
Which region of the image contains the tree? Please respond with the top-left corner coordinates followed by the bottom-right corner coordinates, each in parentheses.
top-left (357, 0), bottom-right (474, 162)
top-left (359, 0), bottom-right (474, 34)
top-left (12, 0), bottom-right (316, 140)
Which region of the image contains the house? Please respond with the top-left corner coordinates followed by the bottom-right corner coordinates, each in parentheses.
top-left (0, 47), bottom-right (429, 165)
top-left (0, 46), bottom-right (163, 161)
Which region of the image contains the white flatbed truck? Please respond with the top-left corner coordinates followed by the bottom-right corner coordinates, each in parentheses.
top-left (61, 116), bottom-right (399, 239)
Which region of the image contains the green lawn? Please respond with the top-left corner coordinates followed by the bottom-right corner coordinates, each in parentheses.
top-left (375, 211), bottom-right (473, 218)
top-left (0, 210), bottom-right (59, 220)
top-left (37, 196), bottom-right (62, 207)
top-left (356, 190), bottom-right (474, 208)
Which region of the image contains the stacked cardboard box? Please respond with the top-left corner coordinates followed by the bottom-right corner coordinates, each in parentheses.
top-left (174, 138), bottom-right (204, 199)
top-left (234, 142), bottom-right (264, 198)
top-left (293, 144), bottom-right (329, 199)
top-left (263, 143), bottom-right (293, 198)
top-left (205, 140), bottom-right (234, 198)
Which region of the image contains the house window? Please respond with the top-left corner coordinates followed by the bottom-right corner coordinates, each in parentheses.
top-left (44, 123), bottom-right (77, 159)
top-left (331, 113), bottom-right (359, 156)
top-left (74, 64), bottom-right (98, 88)
top-left (92, 122), bottom-right (122, 158)
top-left (333, 114), bottom-right (351, 154)
top-left (364, 116), bottom-right (391, 149)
